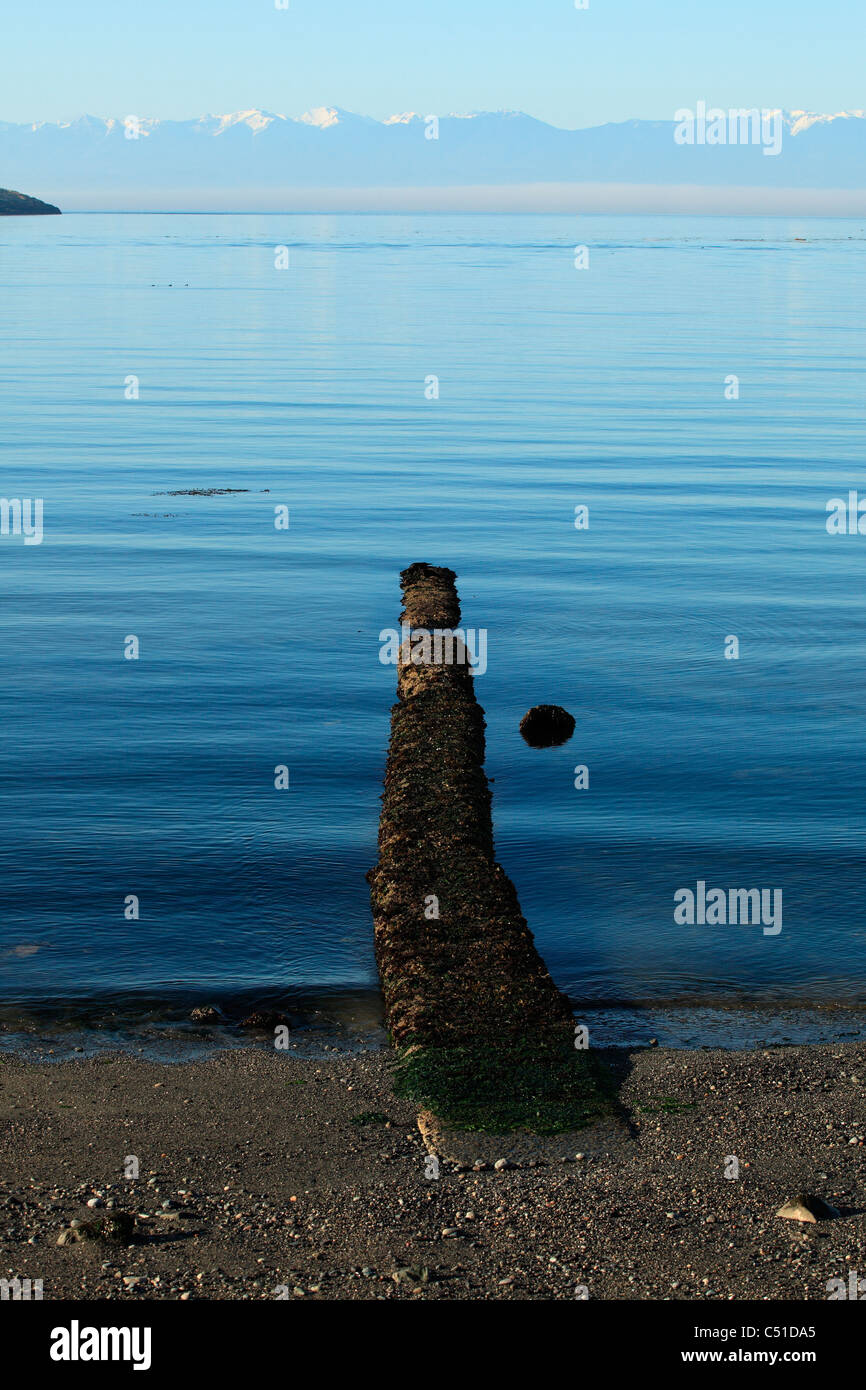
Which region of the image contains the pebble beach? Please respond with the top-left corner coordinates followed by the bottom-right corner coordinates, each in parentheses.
top-left (2, 1039), bottom-right (864, 1301)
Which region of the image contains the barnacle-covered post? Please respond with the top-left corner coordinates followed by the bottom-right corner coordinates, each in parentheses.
top-left (368, 563), bottom-right (606, 1132)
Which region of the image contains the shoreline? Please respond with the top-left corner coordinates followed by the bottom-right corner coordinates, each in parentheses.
top-left (1, 997), bottom-right (865, 1061)
top-left (2, 1039), bottom-right (864, 1301)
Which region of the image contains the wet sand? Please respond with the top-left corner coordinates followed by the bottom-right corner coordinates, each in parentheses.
top-left (1, 1039), bottom-right (864, 1301)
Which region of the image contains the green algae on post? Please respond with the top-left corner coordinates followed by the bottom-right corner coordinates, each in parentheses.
top-left (368, 563), bottom-right (611, 1133)
top-left (393, 1039), bottom-right (615, 1135)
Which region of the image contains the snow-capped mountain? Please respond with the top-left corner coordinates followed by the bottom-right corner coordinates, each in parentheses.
top-left (2, 108), bottom-right (864, 210)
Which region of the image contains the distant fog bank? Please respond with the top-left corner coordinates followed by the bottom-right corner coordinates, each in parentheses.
top-left (55, 184), bottom-right (866, 216)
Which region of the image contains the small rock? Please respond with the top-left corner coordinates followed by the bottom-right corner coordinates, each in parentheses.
top-left (189, 1005), bottom-right (223, 1023)
top-left (775, 1193), bottom-right (840, 1224)
top-left (76, 1212), bottom-right (137, 1244)
top-left (493, 1159), bottom-right (510, 1171)
top-left (393, 1266), bottom-right (430, 1286)
top-left (239, 1010), bottom-right (291, 1031)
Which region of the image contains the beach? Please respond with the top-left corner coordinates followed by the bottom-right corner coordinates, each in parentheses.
top-left (2, 1039), bottom-right (864, 1301)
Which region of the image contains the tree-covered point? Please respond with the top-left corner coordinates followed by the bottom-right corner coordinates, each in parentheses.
top-left (0, 188), bottom-right (61, 215)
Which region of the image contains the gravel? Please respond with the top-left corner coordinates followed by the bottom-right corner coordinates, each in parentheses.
top-left (0, 1041), bottom-right (863, 1300)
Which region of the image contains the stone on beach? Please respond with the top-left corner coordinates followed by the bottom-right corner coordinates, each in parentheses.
top-left (239, 1010), bottom-right (291, 1031)
top-left (189, 1005), bottom-right (223, 1023)
top-left (775, 1192), bottom-right (840, 1223)
top-left (57, 1211), bottom-right (136, 1246)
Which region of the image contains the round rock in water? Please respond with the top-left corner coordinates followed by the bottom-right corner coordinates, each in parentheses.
top-left (519, 704), bottom-right (576, 748)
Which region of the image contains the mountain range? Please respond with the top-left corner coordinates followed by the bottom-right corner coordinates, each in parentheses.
top-left (3, 108), bottom-right (865, 212)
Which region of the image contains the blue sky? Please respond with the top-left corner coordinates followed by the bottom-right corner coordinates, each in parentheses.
top-left (5, 0), bottom-right (864, 128)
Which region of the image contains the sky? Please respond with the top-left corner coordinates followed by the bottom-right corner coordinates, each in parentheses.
top-left (3, 0), bottom-right (865, 130)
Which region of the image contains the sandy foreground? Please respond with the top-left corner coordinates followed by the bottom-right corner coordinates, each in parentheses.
top-left (1, 1040), bottom-right (864, 1302)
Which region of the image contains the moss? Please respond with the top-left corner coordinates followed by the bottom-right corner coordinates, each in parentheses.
top-left (349, 1110), bottom-right (390, 1126)
top-left (393, 1037), bottom-right (616, 1135)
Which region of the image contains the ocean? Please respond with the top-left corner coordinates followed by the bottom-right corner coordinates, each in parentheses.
top-left (2, 210), bottom-right (865, 1051)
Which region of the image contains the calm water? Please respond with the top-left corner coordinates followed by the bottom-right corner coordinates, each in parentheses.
top-left (2, 211), bottom-right (866, 1044)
